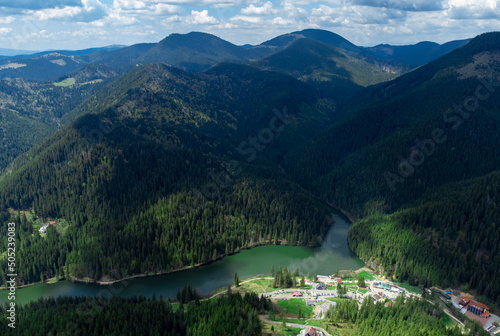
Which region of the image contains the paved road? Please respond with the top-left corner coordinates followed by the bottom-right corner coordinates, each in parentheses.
top-left (260, 315), bottom-right (332, 336)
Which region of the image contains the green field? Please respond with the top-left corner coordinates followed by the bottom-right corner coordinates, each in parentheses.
top-left (262, 322), bottom-right (302, 336)
top-left (442, 313), bottom-right (456, 328)
top-left (277, 298), bottom-right (314, 318)
top-left (53, 77), bottom-right (76, 87)
top-left (396, 282), bottom-right (423, 295)
top-left (238, 277), bottom-right (275, 293)
top-left (358, 270), bottom-right (375, 280)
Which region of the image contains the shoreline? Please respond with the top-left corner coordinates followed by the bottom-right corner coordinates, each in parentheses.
top-left (1, 209), bottom-right (355, 290)
top-left (0, 239), bottom-right (322, 289)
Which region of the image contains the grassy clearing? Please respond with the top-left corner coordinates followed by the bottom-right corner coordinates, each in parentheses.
top-left (396, 282), bottom-right (423, 295)
top-left (442, 313), bottom-right (455, 328)
top-left (80, 79), bottom-right (103, 85)
top-left (262, 322), bottom-right (302, 336)
top-left (238, 278), bottom-right (274, 293)
top-left (277, 298), bottom-right (314, 318)
top-left (53, 78), bottom-right (76, 87)
top-left (358, 270), bottom-right (375, 280)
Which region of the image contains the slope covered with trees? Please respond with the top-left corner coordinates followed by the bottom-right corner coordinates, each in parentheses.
top-left (0, 63), bottom-right (335, 285)
top-left (0, 292), bottom-right (269, 336)
top-left (283, 32), bottom-right (500, 303)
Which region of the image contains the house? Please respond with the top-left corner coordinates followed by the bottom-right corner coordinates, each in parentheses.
top-left (467, 300), bottom-right (490, 318)
top-left (335, 278), bottom-right (342, 284)
top-left (292, 291), bottom-right (303, 297)
top-left (304, 326), bottom-right (317, 336)
top-left (314, 282), bottom-right (326, 290)
top-left (459, 296), bottom-right (470, 306)
top-left (48, 221), bottom-right (56, 226)
top-left (305, 300), bottom-right (316, 307)
top-left (459, 297), bottom-right (490, 318)
top-left (39, 226), bottom-right (47, 233)
top-left (372, 294), bottom-right (382, 302)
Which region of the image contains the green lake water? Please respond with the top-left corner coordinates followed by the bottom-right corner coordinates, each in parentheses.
top-left (1, 212), bottom-right (363, 306)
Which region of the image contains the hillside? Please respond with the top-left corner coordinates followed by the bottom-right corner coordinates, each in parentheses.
top-left (282, 32), bottom-right (500, 301)
top-left (254, 38), bottom-right (397, 87)
top-left (366, 39), bottom-right (471, 67)
top-left (0, 63), bottom-right (339, 285)
top-left (0, 67), bottom-right (111, 171)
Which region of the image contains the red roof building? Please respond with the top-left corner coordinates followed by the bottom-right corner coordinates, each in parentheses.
top-left (461, 297), bottom-right (490, 318)
top-left (305, 326), bottom-right (316, 336)
top-left (336, 278), bottom-right (342, 284)
top-left (459, 296), bottom-right (470, 306)
top-left (292, 291), bottom-right (303, 297)
top-left (48, 221), bottom-right (57, 226)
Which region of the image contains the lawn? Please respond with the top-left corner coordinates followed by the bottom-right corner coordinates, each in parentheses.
top-left (238, 277), bottom-right (275, 293)
top-left (442, 313), bottom-right (456, 328)
top-left (396, 282), bottom-right (423, 295)
top-left (262, 322), bottom-right (302, 336)
top-left (53, 77), bottom-right (76, 87)
top-left (358, 270), bottom-right (375, 280)
top-left (277, 299), bottom-right (314, 318)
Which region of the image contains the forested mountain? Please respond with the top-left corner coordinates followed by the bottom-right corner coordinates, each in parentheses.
top-left (366, 39), bottom-right (471, 67)
top-left (0, 28), bottom-right (498, 314)
top-left (283, 32), bottom-right (500, 302)
top-left (0, 65), bottom-right (113, 171)
top-left (254, 38), bottom-right (397, 87)
top-left (0, 63), bottom-right (337, 285)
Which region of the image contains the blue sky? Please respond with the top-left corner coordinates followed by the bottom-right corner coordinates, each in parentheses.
top-left (0, 0), bottom-right (499, 51)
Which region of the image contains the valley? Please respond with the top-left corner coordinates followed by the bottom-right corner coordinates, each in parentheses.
top-left (0, 28), bottom-right (499, 335)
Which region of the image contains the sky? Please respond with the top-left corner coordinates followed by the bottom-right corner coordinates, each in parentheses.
top-left (0, 0), bottom-right (499, 51)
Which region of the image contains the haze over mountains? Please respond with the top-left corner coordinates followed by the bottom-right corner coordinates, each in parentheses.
top-left (1, 28), bottom-right (499, 315)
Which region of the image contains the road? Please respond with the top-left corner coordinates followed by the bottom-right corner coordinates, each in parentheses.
top-left (260, 315), bottom-right (332, 336)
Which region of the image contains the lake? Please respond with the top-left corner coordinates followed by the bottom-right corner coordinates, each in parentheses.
top-left (0, 211), bottom-right (363, 306)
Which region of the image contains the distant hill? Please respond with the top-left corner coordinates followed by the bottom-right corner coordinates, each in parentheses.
top-left (262, 29), bottom-right (362, 54)
top-left (0, 48), bottom-right (40, 57)
top-left (254, 38), bottom-right (401, 87)
top-left (365, 39), bottom-right (471, 67)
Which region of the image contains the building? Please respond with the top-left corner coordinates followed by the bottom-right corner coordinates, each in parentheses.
top-left (459, 297), bottom-right (490, 318)
top-left (304, 326), bottom-right (317, 336)
top-left (372, 294), bottom-right (382, 302)
top-left (314, 282), bottom-right (326, 290)
top-left (39, 226), bottom-right (47, 233)
top-left (459, 296), bottom-right (471, 306)
top-left (292, 291), bottom-right (303, 297)
top-left (305, 300), bottom-right (316, 307)
top-left (468, 300), bottom-right (490, 318)
top-left (335, 278), bottom-right (342, 284)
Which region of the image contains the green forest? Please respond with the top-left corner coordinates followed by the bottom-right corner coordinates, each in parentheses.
top-left (0, 292), bottom-right (269, 336)
top-left (326, 296), bottom-right (488, 336)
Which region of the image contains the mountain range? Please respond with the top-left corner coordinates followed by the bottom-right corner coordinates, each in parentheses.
top-left (1, 29), bottom-right (499, 311)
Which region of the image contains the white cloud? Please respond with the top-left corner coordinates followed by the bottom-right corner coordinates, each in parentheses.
top-left (189, 9), bottom-right (219, 24)
top-left (351, 0), bottom-right (445, 11)
top-left (230, 15), bottom-right (262, 23)
top-left (28, 0), bottom-right (107, 22)
top-left (445, 0), bottom-right (500, 20)
top-left (271, 16), bottom-right (292, 25)
top-left (241, 1), bottom-right (277, 15)
top-left (0, 16), bottom-right (15, 24)
top-left (154, 3), bottom-right (182, 14)
top-left (0, 27), bottom-right (12, 36)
